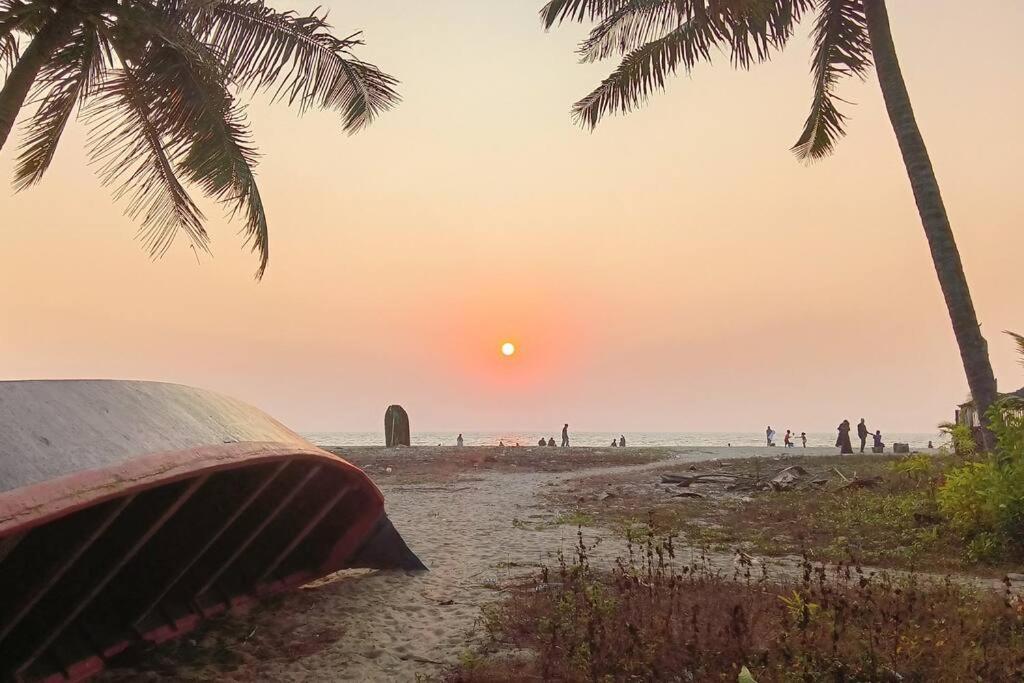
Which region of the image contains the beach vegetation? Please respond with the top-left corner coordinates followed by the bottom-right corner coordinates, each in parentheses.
top-left (452, 531), bottom-right (1024, 681)
top-left (938, 397), bottom-right (1024, 563)
top-left (552, 452), bottom-right (1024, 573)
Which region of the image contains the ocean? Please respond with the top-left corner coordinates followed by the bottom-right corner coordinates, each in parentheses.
top-left (303, 430), bottom-right (945, 450)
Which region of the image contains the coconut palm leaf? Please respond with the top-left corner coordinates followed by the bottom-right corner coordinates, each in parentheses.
top-left (0, 0), bottom-right (50, 42)
top-left (791, 0), bottom-right (870, 160)
top-left (192, 0), bottom-right (399, 132)
top-left (134, 26), bottom-right (270, 277)
top-left (2, 0), bottom-right (397, 277)
top-left (540, 0), bottom-right (637, 28)
top-left (0, 32), bottom-right (16, 79)
top-left (576, 0), bottom-right (688, 63)
top-left (85, 62), bottom-right (208, 258)
top-left (566, 1), bottom-right (810, 126)
top-left (1006, 331), bottom-right (1024, 366)
top-left (572, 13), bottom-right (724, 128)
top-left (726, 0), bottom-right (813, 68)
top-left (0, 0), bottom-right (33, 80)
top-left (14, 29), bottom-right (103, 188)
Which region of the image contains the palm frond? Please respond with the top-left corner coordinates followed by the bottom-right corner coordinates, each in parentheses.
top-left (791, 0), bottom-right (870, 161)
top-left (726, 0), bottom-right (813, 68)
top-left (540, 0), bottom-right (636, 28)
top-left (134, 30), bottom-right (270, 277)
top-left (576, 0), bottom-right (687, 63)
top-left (0, 31), bottom-right (15, 79)
top-left (572, 13), bottom-right (722, 128)
top-left (0, 0), bottom-right (51, 38)
top-left (1006, 331), bottom-right (1024, 366)
top-left (0, 0), bottom-right (35, 80)
top-left (194, 1), bottom-right (399, 132)
top-left (14, 28), bottom-right (102, 188)
top-left (84, 62), bottom-right (207, 258)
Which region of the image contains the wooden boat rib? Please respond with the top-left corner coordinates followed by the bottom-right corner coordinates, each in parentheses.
top-left (0, 380), bottom-right (423, 682)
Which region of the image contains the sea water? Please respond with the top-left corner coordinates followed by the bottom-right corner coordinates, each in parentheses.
top-left (304, 430), bottom-right (945, 450)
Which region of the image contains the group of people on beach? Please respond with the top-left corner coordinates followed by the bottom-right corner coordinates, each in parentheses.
top-left (835, 418), bottom-right (883, 454)
top-left (767, 420), bottom-right (886, 454)
top-left (536, 424), bottom-right (571, 448)
top-left (454, 425), bottom-right (627, 449)
top-left (766, 427), bottom-right (807, 448)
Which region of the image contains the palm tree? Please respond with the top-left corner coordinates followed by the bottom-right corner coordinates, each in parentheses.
top-left (541, 0), bottom-right (999, 446)
top-left (0, 0), bottom-right (398, 278)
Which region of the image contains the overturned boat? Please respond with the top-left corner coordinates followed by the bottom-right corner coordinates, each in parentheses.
top-left (0, 380), bottom-right (423, 682)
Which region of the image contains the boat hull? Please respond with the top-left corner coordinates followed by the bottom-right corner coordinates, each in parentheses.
top-left (0, 380), bottom-right (423, 681)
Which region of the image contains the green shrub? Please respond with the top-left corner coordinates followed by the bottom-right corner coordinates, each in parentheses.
top-left (890, 453), bottom-right (933, 479)
top-left (938, 399), bottom-right (1024, 562)
top-left (939, 421), bottom-right (977, 457)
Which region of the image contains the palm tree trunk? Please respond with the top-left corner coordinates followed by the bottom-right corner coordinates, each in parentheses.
top-left (0, 10), bottom-right (77, 153)
top-left (863, 0), bottom-right (998, 449)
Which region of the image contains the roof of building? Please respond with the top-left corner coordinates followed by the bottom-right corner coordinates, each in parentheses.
top-left (958, 386), bottom-right (1024, 409)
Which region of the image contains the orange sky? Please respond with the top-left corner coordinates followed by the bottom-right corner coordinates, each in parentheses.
top-left (2, 1), bottom-right (1022, 433)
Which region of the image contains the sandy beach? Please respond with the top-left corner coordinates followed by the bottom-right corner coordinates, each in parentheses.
top-left (100, 445), bottom-right (1016, 681)
top-left (93, 446), bottom-right (816, 680)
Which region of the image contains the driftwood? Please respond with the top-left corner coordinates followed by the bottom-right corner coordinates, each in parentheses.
top-left (768, 465), bottom-right (810, 491)
top-left (673, 491), bottom-right (706, 499)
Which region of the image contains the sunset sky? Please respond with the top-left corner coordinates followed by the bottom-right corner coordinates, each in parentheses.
top-left (2, 1), bottom-right (1022, 433)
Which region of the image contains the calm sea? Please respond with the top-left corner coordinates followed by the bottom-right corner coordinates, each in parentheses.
top-left (304, 430), bottom-right (945, 449)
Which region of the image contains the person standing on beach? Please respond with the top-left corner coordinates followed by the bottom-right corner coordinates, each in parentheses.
top-left (561, 423), bottom-right (569, 448)
top-left (457, 433), bottom-right (464, 447)
top-left (800, 432), bottom-right (807, 448)
top-left (766, 426), bottom-right (775, 447)
top-left (619, 435), bottom-right (626, 448)
top-left (857, 418), bottom-right (870, 453)
top-left (837, 420), bottom-right (854, 455)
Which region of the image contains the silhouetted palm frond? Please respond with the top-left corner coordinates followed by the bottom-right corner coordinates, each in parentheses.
top-left (555, 0), bottom-right (813, 128)
top-left (572, 14), bottom-right (723, 128)
top-left (135, 23), bottom-right (270, 276)
top-left (193, 1), bottom-right (399, 132)
top-left (15, 29), bottom-right (104, 188)
top-left (1, 0), bottom-right (397, 278)
top-left (726, 0), bottom-right (813, 68)
top-left (1006, 331), bottom-right (1024, 366)
top-left (0, 32), bottom-right (16, 79)
top-left (540, 0), bottom-right (636, 29)
top-left (791, 0), bottom-right (870, 160)
top-left (84, 62), bottom-right (208, 258)
top-left (576, 0), bottom-right (687, 63)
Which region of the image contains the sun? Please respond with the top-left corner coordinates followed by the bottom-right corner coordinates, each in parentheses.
top-left (501, 342), bottom-right (516, 357)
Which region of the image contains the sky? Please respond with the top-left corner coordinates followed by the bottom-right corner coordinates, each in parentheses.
top-left (2, 1), bottom-right (1023, 434)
